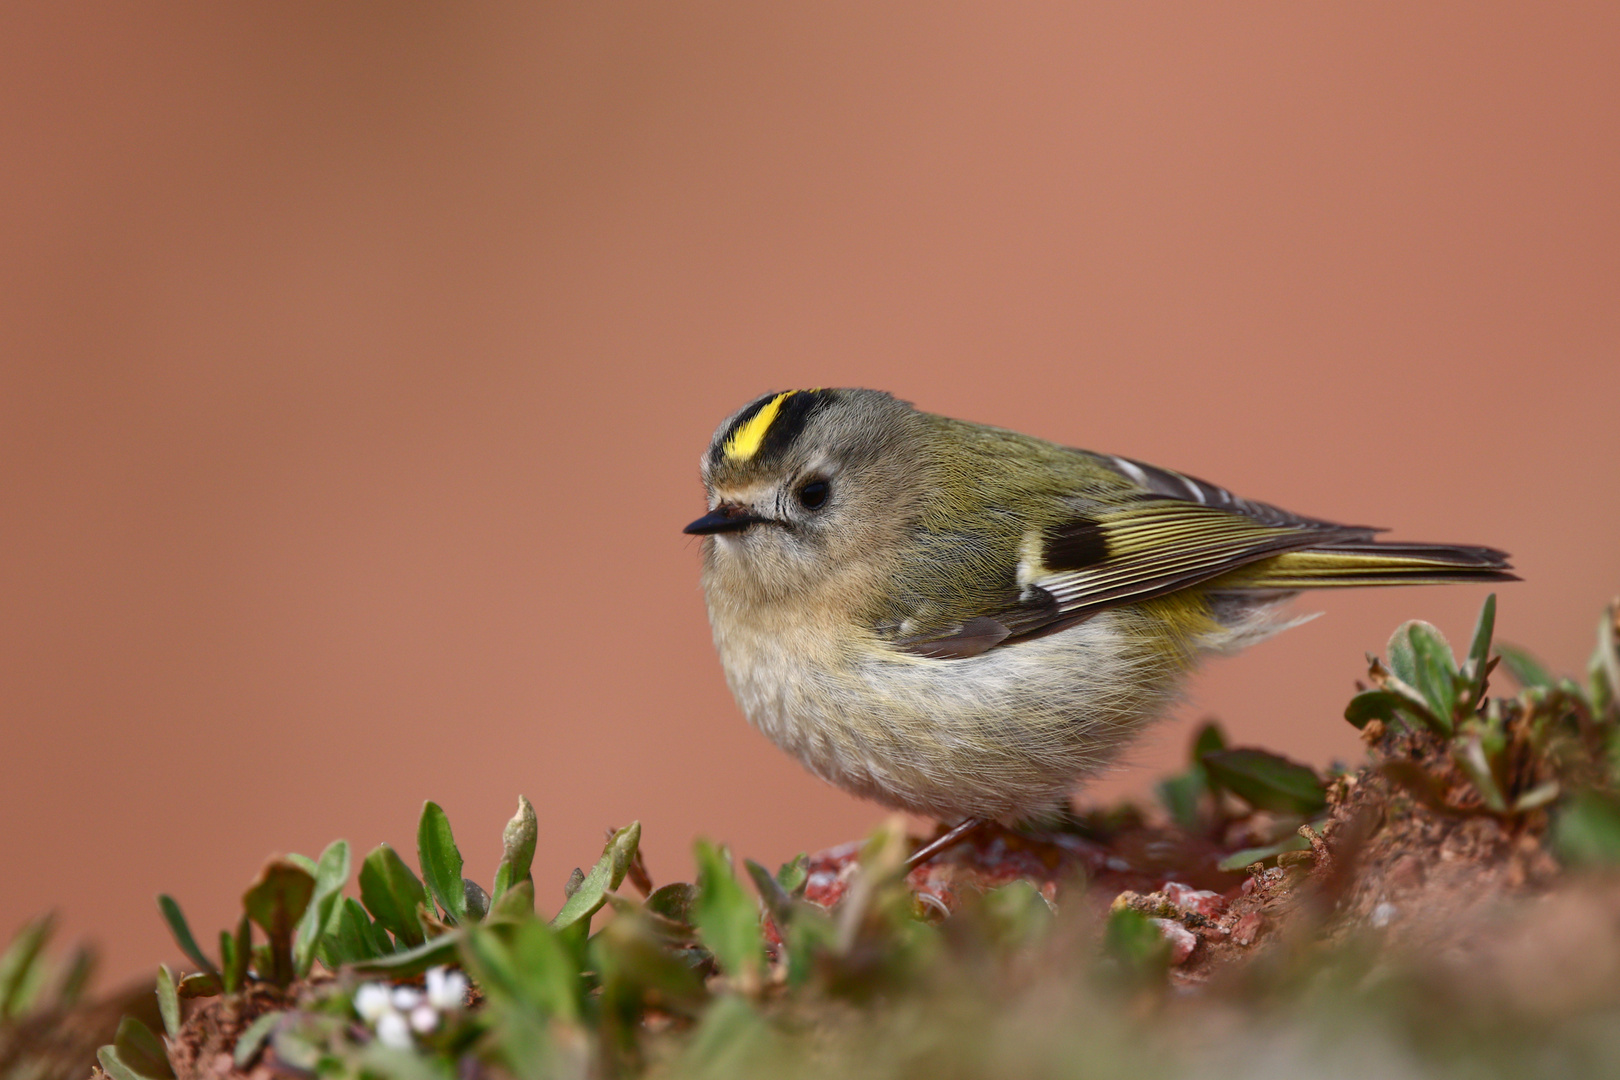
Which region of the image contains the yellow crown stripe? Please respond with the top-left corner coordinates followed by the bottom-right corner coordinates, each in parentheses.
top-left (723, 390), bottom-right (799, 461)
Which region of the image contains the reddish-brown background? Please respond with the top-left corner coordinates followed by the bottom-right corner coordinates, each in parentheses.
top-left (3, 3), bottom-right (1617, 987)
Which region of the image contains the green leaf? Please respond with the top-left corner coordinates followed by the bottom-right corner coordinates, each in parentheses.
top-left (461, 920), bottom-right (582, 1022)
top-left (492, 795), bottom-right (538, 902)
top-left (364, 902), bottom-right (395, 955)
top-left (1103, 907), bottom-right (1169, 982)
top-left (320, 899), bottom-right (383, 967)
top-left (1344, 689), bottom-right (1404, 730)
top-left (1497, 644), bottom-right (1555, 690)
top-left (1553, 790), bottom-right (1620, 868)
top-left (98, 1046), bottom-right (147, 1080)
top-left (743, 859), bottom-right (797, 927)
top-left (242, 857), bottom-right (316, 989)
top-left (232, 1012), bottom-right (281, 1070)
top-left (417, 802), bottom-right (467, 924)
top-left (359, 843), bottom-right (428, 948)
top-left (1398, 620), bottom-right (1459, 726)
top-left (487, 880), bottom-right (536, 924)
top-left (155, 897), bottom-right (217, 977)
top-left (775, 854), bottom-right (810, 899)
top-left (268, 1023), bottom-right (323, 1074)
top-left (221, 916), bottom-right (249, 995)
top-left (1191, 720), bottom-right (1227, 762)
top-left (979, 881), bottom-right (1054, 948)
top-left (175, 973), bottom-right (221, 999)
top-left (1156, 721), bottom-right (1227, 825)
top-left (670, 997), bottom-right (776, 1074)
top-left (217, 931), bottom-right (235, 990)
top-left (780, 902), bottom-right (837, 989)
top-left (1367, 657), bottom-right (1452, 734)
top-left (55, 945), bottom-right (95, 1010)
top-left (332, 900), bottom-right (385, 965)
top-left (463, 879), bottom-right (491, 922)
top-left (1590, 602), bottom-right (1620, 717)
top-left (460, 924), bottom-right (531, 1014)
top-left (550, 822), bottom-right (642, 935)
top-left (1512, 780), bottom-right (1561, 814)
top-left (1388, 620), bottom-right (1460, 724)
top-left (114, 1016), bottom-right (175, 1079)
top-left (294, 840), bottom-right (350, 977)
top-left (155, 965), bottom-right (181, 1041)
top-left (1200, 748), bottom-right (1326, 816)
top-left (692, 840), bottom-right (763, 987)
top-left (645, 883), bottom-right (699, 925)
top-left (1387, 625), bottom-right (1418, 685)
top-left (1462, 594), bottom-right (1498, 703)
top-left (1156, 772), bottom-right (1203, 829)
top-left (1216, 833), bottom-right (1310, 872)
top-left (350, 931), bottom-right (460, 978)
top-left (1589, 647), bottom-right (1615, 718)
top-left (354, 1044), bottom-right (459, 1080)
top-left (1450, 734), bottom-right (1507, 813)
top-left (593, 910), bottom-right (709, 1026)
top-left (0, 913), bottom-right (53, 1019)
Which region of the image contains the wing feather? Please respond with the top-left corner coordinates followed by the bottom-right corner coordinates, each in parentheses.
top-left (889, 450), bottom-right (1505, 660)
top-left (1023, 495), bottom-right (1367, 612)
top-left (1034, 500), bottom-right (1367, 616)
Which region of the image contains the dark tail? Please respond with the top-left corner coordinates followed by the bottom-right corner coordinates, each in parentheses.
top-left (1225, 541), bottom-right (1516, 589)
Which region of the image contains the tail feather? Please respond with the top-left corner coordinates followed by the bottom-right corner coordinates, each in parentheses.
top-left (1217, 541), bottom-right (1517, 590)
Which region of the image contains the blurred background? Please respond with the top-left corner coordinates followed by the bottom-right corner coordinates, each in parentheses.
top-left (3, 2), bottom-right (1617, 988)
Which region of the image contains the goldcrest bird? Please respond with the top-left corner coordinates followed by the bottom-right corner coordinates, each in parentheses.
top-left (686, 389), bottom-right (1514, 833)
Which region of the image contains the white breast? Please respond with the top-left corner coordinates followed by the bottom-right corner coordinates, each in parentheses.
top-left (710, 605), bottom-right (1197, 821)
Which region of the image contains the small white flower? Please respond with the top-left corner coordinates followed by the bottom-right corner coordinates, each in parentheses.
top-left (354, 983), bottom-right (392, 1023)
top-left (374, 1010), bottom-right (413, 1050)
top-left (391, 985), bottom-right (423, 1012)
top-left (425, 967), bottom-right (469, 1011)
top-left (409, 1003), bottom-right (440, 1033)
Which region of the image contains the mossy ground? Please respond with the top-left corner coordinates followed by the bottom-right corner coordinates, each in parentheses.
top-left (7, 597), bottom-right (1620, 1080)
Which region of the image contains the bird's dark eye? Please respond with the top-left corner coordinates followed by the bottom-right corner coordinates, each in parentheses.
top-left (796, 478), bottom-right (830, 510)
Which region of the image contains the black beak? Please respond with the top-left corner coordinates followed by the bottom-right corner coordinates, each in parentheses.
top-left (684, 505), bottom-right (771, 535)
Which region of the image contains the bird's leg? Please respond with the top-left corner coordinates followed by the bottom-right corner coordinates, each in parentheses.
top-left (904, 816), bottom-right (987, 871)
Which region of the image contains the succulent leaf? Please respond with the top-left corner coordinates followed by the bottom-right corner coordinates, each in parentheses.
top-left (1451, 733), bottom-right (1508, 813)
top-left (744, 859), bottom-right (797, 926)
top-left (550, 823), bottom-right (641, 936)
top-left (0, 913), bottom-right (53, 1019)
top-left (1462, 594), bottom-right (1498, 704)
top-left (775, 854), bottom-right (811, 899)
top-left (1496, 644), bottom-right (1555, 691)
top-left (492, 795), bottom-right (538, 902)
top-left (155, 897), bottom-right (217, 978)
top-left (359, 843), bottom-right (429, 948)
top-left (113, 1016), bottom-right (175, 1079)
top-left (1200, 748), bottom-right (1327, 816)
top-left (232, 1012), bottom-right (282, 1070)
top-left (242, 857), bottom-right (316, 988)
top-left (175, 972), bottom-right (221, 999)
top-left (294, 839), bottom-right (350, 977)
top-left (417, 801), bottom-right (468, 924)
top-left (1553, 790), bottom-right (1620, 867)
top-left (350, 932), bottom-right (461, 977)
top-left (1345, 689), bottom-right (1404, 729)
top-left (155, 964), bottom-right (181, 1040)
top-left (693, 840), bottom-right (764, 988)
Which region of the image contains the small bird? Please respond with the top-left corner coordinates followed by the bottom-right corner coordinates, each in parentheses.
top-left (686, 389), bottom-right (1514, 844)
